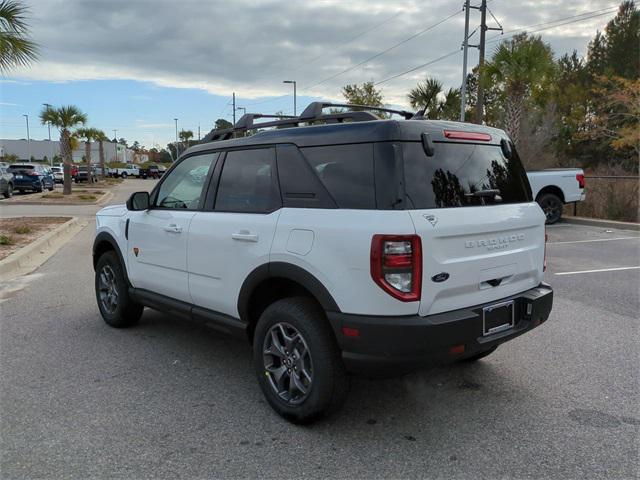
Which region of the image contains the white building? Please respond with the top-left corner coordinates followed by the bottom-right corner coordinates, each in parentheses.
top-left (0, 138), bottom-right (135, 164)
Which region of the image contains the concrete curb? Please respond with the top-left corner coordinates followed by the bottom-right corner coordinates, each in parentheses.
top-left (0, 217), bottom-right (88, 280)
top-left (563, 216), bottom-right (640, 231)
top-left (1, 190), bottom-right (111, 206)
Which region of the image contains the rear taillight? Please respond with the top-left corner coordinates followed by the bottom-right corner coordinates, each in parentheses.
top-left (576, 173), bottom-right (585, 189)
top-left (370, 235), bottom-right (422, 302)
top-left (543, 228), bottom-right (548, 272)
top-left (26, 170), bottom-right (39, 176)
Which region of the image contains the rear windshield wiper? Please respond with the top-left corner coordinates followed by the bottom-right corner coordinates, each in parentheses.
top-left (465, 189), bottom-right (502, 202)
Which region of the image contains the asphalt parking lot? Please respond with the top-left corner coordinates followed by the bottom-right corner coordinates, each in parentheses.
top-left (1, 186), bottom-right (638, 479)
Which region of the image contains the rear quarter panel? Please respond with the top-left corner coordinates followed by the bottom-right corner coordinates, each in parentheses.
top-left (272, 209), bottom-right (420, 316)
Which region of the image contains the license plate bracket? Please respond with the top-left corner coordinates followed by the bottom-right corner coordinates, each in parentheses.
top-left (482, 300), bottom-right (514, 336)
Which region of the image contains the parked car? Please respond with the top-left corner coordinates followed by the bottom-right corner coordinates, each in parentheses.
top-left (108, 164), bottom-right (140, 178)
top-left (140, 165), bottom-right (165, 179)
top-left (75, 165), bottom-right (98, 183)
top-left (92, 102), bottom-right (553, 423)
top-left (7, 163), bottom-right (55, 193)
top-left (51, 166), bottom-right (64, 184)
top-left (0, 165), bottom-right (14, 198)
top-left (526, 169), bottom-right (586, 224)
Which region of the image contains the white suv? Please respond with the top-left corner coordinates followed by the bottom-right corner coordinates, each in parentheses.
top-left (93, 103), bottom-right (553, 422)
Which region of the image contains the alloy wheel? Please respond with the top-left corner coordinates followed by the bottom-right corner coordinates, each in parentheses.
top-left (98, 265), bottom-right (119, 314)
top-left (263, 322), bottom-right (313, 404)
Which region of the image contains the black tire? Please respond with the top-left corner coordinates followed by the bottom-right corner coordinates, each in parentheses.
top-left (47, 182), bottom-right (54, 191)
top-left (37, 180), bottom-right (45, 193)
top-left (253, 297), bottom-right (349, 423)
top-left (121, 172), bottom-right (127, 179)
top-left (537, 193), bottom-right (563, 224)
top-left (95, 251), bottom-right (143, 328)
top-left (461, 346), bottom-right (498, 362)
top-left (3, 183), bottom-right (12, 198)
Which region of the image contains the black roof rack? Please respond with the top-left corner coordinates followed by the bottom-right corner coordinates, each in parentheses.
top-left (202, 101), bottom-right (418, 142)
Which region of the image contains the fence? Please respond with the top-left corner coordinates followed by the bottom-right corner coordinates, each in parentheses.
top-left (569, 175), bottom-right (639, 222)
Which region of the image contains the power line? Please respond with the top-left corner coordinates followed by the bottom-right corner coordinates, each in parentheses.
top-left (487, 5), bottom-right (619, 43)
top-left (374, 49), bottom-right (461, 86)
top-left (304, 8), bottom-right (464, 90)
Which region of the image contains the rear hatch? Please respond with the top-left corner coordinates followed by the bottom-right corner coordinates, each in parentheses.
top-left (7, 165), bottom-right (38, 184)
top-left (401, 138), bottom-right (545, 316)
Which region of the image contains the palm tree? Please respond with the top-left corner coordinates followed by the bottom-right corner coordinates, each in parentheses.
top-left (482, 33), bottom-right (555, 145)
top-left (75, 127), bottom-right (101, 184)
top-left (0, 0), bottom-right (38, 72)
top-left (408, 77), bottom-right (443, 119)
top-left (93, 130), bottom-right (109, 177)
top-left (39, 105), bottom-right (87, 194)
top-left (179, 129), bottom-right (194, 155)
top-left (408, 77), bottom-right (461, 121)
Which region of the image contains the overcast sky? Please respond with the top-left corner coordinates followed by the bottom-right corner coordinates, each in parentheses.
top-left (0, 0), bottom-right (620, 148)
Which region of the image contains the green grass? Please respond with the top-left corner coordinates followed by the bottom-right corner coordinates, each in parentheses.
top-left (78, 194), bottom-right (97, 201)
top-left (13, 226), bottom-right (32, 234)
top-left (0, 235), bottom-right (14, 245)
top-left (42, 192), bottom-right (64, 199)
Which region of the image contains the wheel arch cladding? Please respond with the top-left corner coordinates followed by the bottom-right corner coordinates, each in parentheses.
top-left (238, 262), bottom-right (341, 340)
top-left (537, 185), bottom-right (565, 203)
top-left (92, 232), bottom-right (126, 272)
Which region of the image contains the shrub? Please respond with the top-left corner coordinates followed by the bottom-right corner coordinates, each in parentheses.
top-left (0, 235), bottom-right (14, 245)
top-left (13, 226), bottom-right (32, 234)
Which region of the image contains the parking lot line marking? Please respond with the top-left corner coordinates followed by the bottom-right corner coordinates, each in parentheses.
top-left (548, 237), bottom-right (640, 245)
top-left (555, 266), bottom-right (640, 276)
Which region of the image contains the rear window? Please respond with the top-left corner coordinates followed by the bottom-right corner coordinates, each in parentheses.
top-left (8, 165), bottom-right (35, 173)
top-left (403, 142), bottom-right (532, 209)
top-left (301, 144), bottom-right (375, 209)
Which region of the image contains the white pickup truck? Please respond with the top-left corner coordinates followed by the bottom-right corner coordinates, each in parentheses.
top-left (108, 164), bottom-right (140, 179)
top-left (527, 168), bottom-right (586, 224)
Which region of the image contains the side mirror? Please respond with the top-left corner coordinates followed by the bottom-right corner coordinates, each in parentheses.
top-left (126, 191), bottom-right (150, 211)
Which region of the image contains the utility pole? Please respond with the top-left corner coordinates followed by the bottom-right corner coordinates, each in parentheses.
top-left (23, 114), bottom-right (30, 160)
top-left (232, 92), bottom-right (236, 125)
top-left (475, 0), bottom-right (487, 124)
top-left (459, 0), bottom-right (471, 122)
top-left (198, 123), bottom-right (201, 141)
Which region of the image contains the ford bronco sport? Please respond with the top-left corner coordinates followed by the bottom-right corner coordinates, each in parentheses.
top-left (93, 102), bottom-right (553, 422)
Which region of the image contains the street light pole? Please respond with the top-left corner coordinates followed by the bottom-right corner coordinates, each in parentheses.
top-left (23, 114), bottom-right (30, 160)
top-left (283, 80), bottom-right (297, 116)
top-left (236, 106), bottom-right (246, 116)
top-left (113, 129), bottom-right (118, 163)
top-left (174, 118), bottom-right (178, 160)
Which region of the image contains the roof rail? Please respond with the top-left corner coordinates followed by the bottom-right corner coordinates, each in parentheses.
top-left (299, 102), bottom-right (415, 121)
top-left (202, 101), bottom-right (417, 142)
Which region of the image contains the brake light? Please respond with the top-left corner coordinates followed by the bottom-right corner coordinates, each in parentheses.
top-left (444, 130), bottom-right (492, 142)
top-left (26, 170), bottom-right (39, 176)
top-left (576, 173), bottom-right (585, 189)
top-left (543, 228), bottom-right (548, 272)
top-left (371, 235), bottom-right (422, 302)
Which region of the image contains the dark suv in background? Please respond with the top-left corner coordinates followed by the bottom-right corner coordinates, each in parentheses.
top-left (7, 164), bottom-right (55, 193)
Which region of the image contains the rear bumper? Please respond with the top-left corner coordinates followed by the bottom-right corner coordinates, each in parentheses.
top-left (327, 283), bottom-right (553, 376)
top-left (14, 178), bottom-right (41, 190)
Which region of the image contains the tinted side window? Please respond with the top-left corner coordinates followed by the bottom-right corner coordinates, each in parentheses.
top-left (155, 152), bottom-right (218, 210)
top-left (301, 143), bottom-right (375, 209)
top-left (215, 148), bottom-right (279, 213)
top-left (403, 142), bottom-right (532, 209)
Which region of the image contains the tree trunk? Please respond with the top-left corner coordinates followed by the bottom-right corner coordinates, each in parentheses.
top-left (61, 129), bottom-right (73, 195)
top-left (85, 140), bottom-right (93, 184)
top-left (504, 91), bottom-right (524, 146)
top-left (99, 140), bottom-right (105, 178)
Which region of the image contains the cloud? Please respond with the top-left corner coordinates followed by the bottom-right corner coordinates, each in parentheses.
top-left (10, 0), bottom-right (617, 108)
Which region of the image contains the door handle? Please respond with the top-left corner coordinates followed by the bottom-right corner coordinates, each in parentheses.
top-left (164, 224), bottom-right (182, 233)
top-left (232, 230), bottom-right (258, 242)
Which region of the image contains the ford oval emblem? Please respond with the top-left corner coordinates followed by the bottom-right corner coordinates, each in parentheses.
top-left (431, 272), bottom-right (449, 283)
